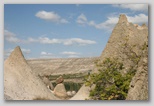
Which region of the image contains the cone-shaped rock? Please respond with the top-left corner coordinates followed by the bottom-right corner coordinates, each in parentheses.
top-left (100, 14), bottom-right (148, 70)
top-left (118, 14), bottom-right (128, 23)
top-left (53, 83), bottom-right (67, 98)
top-left (99, 14), bottom-right (148, 100)
top-left (4, 46), bottom-right (58, 100)
top-left (70, 84), bottom-right (90, 100)
top-left (70, 14), bottom-right (148, 100)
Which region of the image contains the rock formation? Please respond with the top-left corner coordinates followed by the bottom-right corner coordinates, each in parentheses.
top-left (100, 14), bottom-right (148, 72)
top-left (4, 46), bottom-right (58, 100)
top-left (71, 91), bottom-right (76, 96)
top-left (42, 77), bottom-right (54, 90)
top-left (53, 76), bottom-right (67, 98)
top-left (43, 77), bottom-right (50, 85)
top-left (4, 14), bottom-right (148, 100)
top-left (67, 91), bottom-right (72, 97)
top-left (53, 83), bottom-right (67, 98)
top-left (66, 91), bottom-right (76, 97)
top-left (99, 14), bottom-right (148, 100)
top-left (56, 76), bottom-right (64, 84)
top-left (49, 82), bottom-right (54, 91)
top-left (70, 14), bottom-right (148, 100)
top-left (126, 40), bottom-right (148, 100)
top-left (70, 84), bottom-right (90, 100)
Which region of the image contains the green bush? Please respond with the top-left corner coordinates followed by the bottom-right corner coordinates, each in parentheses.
top-left (85, 58), bottom-right (136, 100)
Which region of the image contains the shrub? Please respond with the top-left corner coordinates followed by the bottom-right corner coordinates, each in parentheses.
top-left (85, 58), bottom-right (136, 100)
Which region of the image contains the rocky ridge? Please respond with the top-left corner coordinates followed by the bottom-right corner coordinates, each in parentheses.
top-left (27, 57), bottom-right (98, 76)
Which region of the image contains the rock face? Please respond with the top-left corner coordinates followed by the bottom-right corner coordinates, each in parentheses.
top-left (99, 14), bottom-right (148, 100)
top-left (70, 84), bottom-right (90, 100)
top-left (43, 77), bottom-right (50, 86)
top-left (4, 46), bottom-right (58, 100)
top-left (69, 14), bottom-right (148, 100)
top-left (100, 14), bottom-right (148, 72)
top-left (126, 42), bottom-right (148, 100)
top-left (49, 82), bottom-right (54, 91)
top-left (53, 83), bottom-right (67, 98)
top-left (56, 76), bottom-right (64, 84)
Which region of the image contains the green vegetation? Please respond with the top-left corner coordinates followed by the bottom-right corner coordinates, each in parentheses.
top-left (48, 72), bottom-right (88, 80)
top-left (52, 82), bottom-right (82, 92)
top-left (85, 58), bottom-right (136, 100)
top-left (64, 82), bottom-right (82, 92)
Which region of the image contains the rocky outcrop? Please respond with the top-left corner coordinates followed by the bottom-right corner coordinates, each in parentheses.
top-left (70, 14), bottom-right (148, 100)
top-left (4, 46), bottom-right (58, 100)
top-left (43, 77), bottom-right (50, 86)
top-left (70, 84), bottom-right (90, 100)
top-left (67, 91), bottom-right (76, 97)
top-left (53, 83), bottom-right (67, 98)
top-left (99, 14), bottom-right (148, 100)
top-left (100, 14), bottom-right (148, 73)
top-left (56, 76), bottom-right (64, 84)
top-left (49, 82), bottom-right (54, 91)
top-left (67, 91), bottom-right (72, 97)
top-left (126, 42), bottom-right (148, 100)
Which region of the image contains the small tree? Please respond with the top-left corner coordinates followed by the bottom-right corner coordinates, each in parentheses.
top-left (85, 58), bottom-right (136, 100)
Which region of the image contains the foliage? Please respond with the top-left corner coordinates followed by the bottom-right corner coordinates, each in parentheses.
top-left (85, 58), bottom-right (136, 100)
top-left (52, 82), bottom-right (82, 92)
top-left (48, 72), bottom-right (87, 80)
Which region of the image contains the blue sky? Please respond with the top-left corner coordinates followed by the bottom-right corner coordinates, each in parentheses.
top-left (4, 4), bottom-right (148, 59)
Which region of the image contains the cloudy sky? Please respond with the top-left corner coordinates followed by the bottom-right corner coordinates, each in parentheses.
top-left (4, 4), bottom-right (148, 59)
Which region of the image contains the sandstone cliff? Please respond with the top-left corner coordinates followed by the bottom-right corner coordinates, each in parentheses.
top-left (100, 14), bottom-right (148, 100)
top-left (4, 46), bottom-right (58, 100)
top-left (100, 14), bottom-right (148, 73)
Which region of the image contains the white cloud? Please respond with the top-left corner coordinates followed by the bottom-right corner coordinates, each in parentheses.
top-left (93, 17), bottom-right (119, 30)
top-left (29, 37), bottom-right (96, 46)
top-left (113, 4), bottom-right (148, 12)
top-left (21, 49), bottom-right (31, 54)
top-left (4, 30), bottom-right (20, 43)
top-left (4, 30), bottom-right (96, 46)
top-left (39, 37), bottom-right (61, 44)
top-left (76, 13), bottom-right (87, 25)
top-left (76, 13), bottom-right (118, 30)
top-left (63, 38), bottom-right (96, 46)
top-left (61, 51), bottom-right (80, 58)
top-left (127, 14), bottom-right (148, 24)
top-left (40, 51), bottom-right (60, 58)
top-left (76, 13), bottom-right (148, 30)
top-left (35, 10), bottom-right (68, 23)
top-left (41, 51), bottom-right (53, 56)
top-left (61, 51), bottom-right (80, 55)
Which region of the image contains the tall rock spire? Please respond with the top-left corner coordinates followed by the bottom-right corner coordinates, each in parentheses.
top-left (118, 14), bottom-right (128, 23)
top-left (4, 46), bottom-right (58, 100)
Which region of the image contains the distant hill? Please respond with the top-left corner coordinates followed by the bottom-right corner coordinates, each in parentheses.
top-left (27, 57), bottom-right (98, 76)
